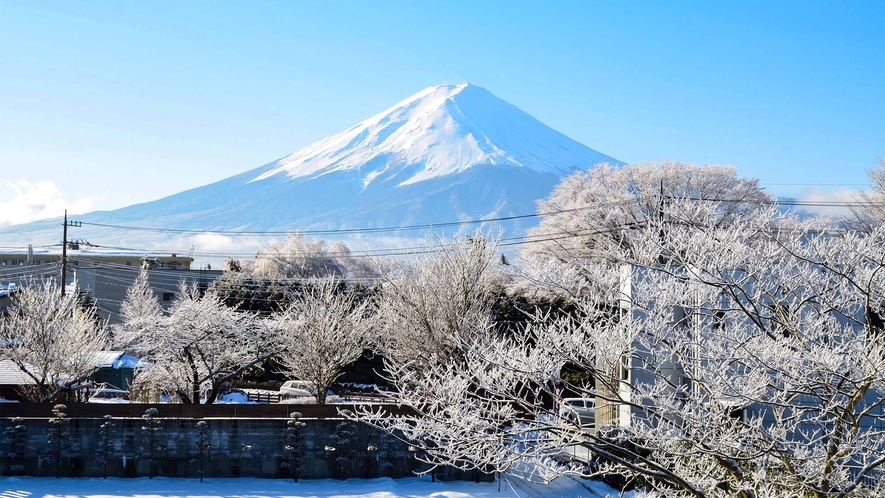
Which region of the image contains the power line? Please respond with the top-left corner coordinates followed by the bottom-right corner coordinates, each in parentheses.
top-left (80, 225), bottom-right (622, 260)
top-left (78, 213), bottom-right (546, 236)
top-left (5, 195), bottom-right (879, 267)
top-left (675, 195), bottom-right (884, 208)
top-left (67, 196), bottom-right (885, 240)
top-left (72, 200), bottom-right (647, 238)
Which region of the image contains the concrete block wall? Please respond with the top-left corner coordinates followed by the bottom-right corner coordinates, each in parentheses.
top-left (0, 416), bottom-right (482, 481)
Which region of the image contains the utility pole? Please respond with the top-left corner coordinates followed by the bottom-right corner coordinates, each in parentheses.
top-left (658, 180), bottom-right (666, 258)
top-left (60, 210), bottom-right (82, 297)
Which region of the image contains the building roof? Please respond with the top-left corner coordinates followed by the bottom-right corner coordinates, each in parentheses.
top-left (0, 359), bottom-right (38, 385)
top-left (0, 352), bottom-right (146, 386)
top-left (88, 351), bottom-right (146, 369)
top-left (0, 247), bottom-right (192, 260)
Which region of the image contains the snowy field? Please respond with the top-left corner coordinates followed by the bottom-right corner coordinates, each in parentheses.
top-left (0, 476), bottom-right (628, 498)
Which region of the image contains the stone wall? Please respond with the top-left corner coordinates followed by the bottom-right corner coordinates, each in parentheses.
top-left (0, 416), bottom-right (483, 481)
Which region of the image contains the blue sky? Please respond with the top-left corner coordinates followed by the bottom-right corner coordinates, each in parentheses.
top-left (1, 1), bottom-right (882, 225)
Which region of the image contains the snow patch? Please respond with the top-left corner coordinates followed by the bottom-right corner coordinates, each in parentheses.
top-left (0, 475), bottom-right (630, 497)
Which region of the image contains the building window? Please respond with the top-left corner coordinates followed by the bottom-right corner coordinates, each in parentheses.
top-left (126, 261), bottom-right (132, 266)
top-left (162, 292), bottom-right (175, 302)
top-left (617, 355), bottom-right (630, 381)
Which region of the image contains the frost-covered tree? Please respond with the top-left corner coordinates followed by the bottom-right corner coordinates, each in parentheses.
top-left (45, 404), bottom-right (71, 478)
top-left (851, 158), bottom-right (885, 230)
top-left (114, 269), bottom-right (163, 401)
top-left (115, 268), bottom-right (162, 348)
top-left (1, 417), bottom-right (27, 476)
top-left (328, 420), bottom-right (358, 480)
top-left (374, 233), bottom-right (502, 367)
top-left (282, 412), bottom-right (306, 482)
top-left (524, 161), bottom-right (771, 265)
top-left (248, 232), bottom-right (377, 279)
top-left (195, 420), bottom-right (209, 482)
top-left (354, 199), bottom-right (885, 497)
top-left (271, 277), bottom-right (372, 405)
top-left (94, 415), bottom-right (114, 479)
top-left (141, 407), bottom-right (161, 479)
top-left (0, 278), bottom-right (109, 402)
top-left (122, 281), bottom-right (278, 404)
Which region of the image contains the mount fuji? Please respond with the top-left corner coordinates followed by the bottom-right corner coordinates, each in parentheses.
top-left (2, 83), bottom-right (620, 255)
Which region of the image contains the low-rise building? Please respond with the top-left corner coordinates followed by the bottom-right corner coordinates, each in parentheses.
top-left (0, 245), bottom-right (222, 323)
top-left (0, 245), bottom-right (194, 270)
top-left (74, 265), bottom-right (224, 324)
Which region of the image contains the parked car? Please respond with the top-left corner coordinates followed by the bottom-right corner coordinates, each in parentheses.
top-left (279, 380), bottom-right (317, 398)
top-left (561, 397), bottom-right (595, 428)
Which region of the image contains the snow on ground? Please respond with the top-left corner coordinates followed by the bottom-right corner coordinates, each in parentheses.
top-left (0, 476), bottom-right (513, 498)
top-left (0, 475), bottom-right (630, 498)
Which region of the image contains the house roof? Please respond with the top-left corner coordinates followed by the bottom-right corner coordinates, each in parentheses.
top-left (0, 351), bottom-right (146, 386)
top-left (0, 359), bottom-right (38, 385)
top-left (88, 351), bottom-right (145, 369)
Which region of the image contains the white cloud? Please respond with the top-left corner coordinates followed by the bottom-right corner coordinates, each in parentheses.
top-left (187, 233), bottom-right (243, 253)
top-left (184, 233), bottom-right (265, 261)
top-left (0, 180), bottom-right (97, 228)
top-left (793, 187), bottom-right (859, 219)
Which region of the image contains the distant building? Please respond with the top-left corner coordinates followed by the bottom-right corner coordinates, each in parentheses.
top-left (75, 265), bottom-right (224, 324)
top-left (0, 245), bottom-right (223, 323)
top-left (0, 245), bottom-right (194, 271)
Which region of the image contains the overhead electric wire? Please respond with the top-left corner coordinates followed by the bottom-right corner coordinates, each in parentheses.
top-left (81, 224), bottom-right (623, 260)
top-left (5, 195), bottom-right (881, 268)
top-left (72, 199), bottom-right (648, 238)
top-left (0, 264), bottom-right (61, 279)
top-left (675, 195), bottom-right (885, 208)
top-left (22, 213), bottom-right (881, 310)
top-left (58, 195), bottom-right (885, 242)
top-left (78, 212), bottom-right (552, 236)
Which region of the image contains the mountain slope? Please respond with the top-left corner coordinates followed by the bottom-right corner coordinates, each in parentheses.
top-left (252, 82), bottom-right (617, 187)
top-left (1, 83), bottom-right (620, 254)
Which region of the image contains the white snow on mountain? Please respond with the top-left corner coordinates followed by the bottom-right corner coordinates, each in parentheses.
top-left (0, 83), bottom-right (620, 259)
top-left (253, 83), bottom-right (616, 188)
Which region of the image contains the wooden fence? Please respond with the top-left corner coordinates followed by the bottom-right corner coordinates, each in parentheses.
top-left (244, 390), bottom-right (282, 404)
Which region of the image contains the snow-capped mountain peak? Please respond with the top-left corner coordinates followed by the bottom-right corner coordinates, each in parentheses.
top-left (0, 83), bottom-right (620, 255)
top-left (252, 82), bottom-right (617, 188)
